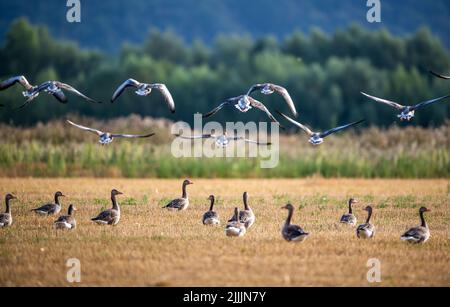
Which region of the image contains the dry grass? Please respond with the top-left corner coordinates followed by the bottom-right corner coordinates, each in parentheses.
top-left (0, 178), bottom-right (449, 286)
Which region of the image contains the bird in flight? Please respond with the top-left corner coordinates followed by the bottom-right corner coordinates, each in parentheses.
top-left (111, 79), bottom-right (175, 113)
top-left (277, 111), bottom-right (364, 146)
top-left (175, 132), bottom-right (271, 148)
top-left (246, 83), bottom-right (298, 117)
top-left (361, 92), bottom-right (450, 122)
top-left (66, 120), bottom-right (155, 145)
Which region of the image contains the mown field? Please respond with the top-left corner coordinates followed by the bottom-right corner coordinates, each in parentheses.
top-left (0, 178), bottom-right (449, 286)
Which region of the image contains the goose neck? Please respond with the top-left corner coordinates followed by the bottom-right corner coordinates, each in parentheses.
top-left (111, 195), bottom-right (120, 211)
top-left (182, 183), bottom-right (188, 199)
top-left (286, 207), bottom-right (294, 225)
top-left (5, 198), bottom-right (11, 214)
top-left (209, 198), bottom-right (215, 211)
top-left (366, 209), bottom-right (372, 224)
top-left (420, 211), bottom-right (427, 228)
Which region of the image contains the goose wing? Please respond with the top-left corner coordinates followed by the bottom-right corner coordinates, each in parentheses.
top-left (111, 79), bottom-right (141, 102)
top-left (66, 120), bottom-right (103, 136)
top-left (0, 76), bottom-right (34, 91)
top-left (202, 99), bottom-right (235, 118)
top-left (32, 204), bottom-right (56, 213)
top-left (285, 224), bottom-right (308, 238)
top-left (164, 198), bottom-right (187, 210)
top-left (320, 119), bottom-right (365, 138)
top-left (151, 84), bottom-right (176, 113)
top-left (110, 132), bottom-right (155, 139)
top-left (272, 84), bottom-right (298, 116)
top-left (430, 70), bottom-right (450, 80)
top-left (92, 209), bottom-right (114, 222)
top-left (249, 97), bottom-right (283, 128)
top-left (401, 227), bottom-right (427, 240)
top-left (176, 134), bottom-right (214, 140)
top-left (52, 90), bottom-right (68, 103)
top-left (361, 92), bottom-right (405, 110)
top-left (276, 111), bottom-right (313, 136)
top-left (411, 94), bottom-right (450, 111)
top-left (55, 82), bottom-right (100, 103)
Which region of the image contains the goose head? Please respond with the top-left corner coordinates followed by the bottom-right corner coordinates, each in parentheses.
top-left (207, 195), bottom-right (215, 202)
top-left (235, 96), bottom-right (252, 112)
top-left (398, 108), bottom-right (415, 121)
top-left (5, 194), bottom-right (17, 201)
top-left (261, 84), bottom-right (274, 95)
top-left (68, 204), bottom-right (77, 215)
top-left (135, 84), bottom-right (152, 96)
top-left (309, 133), bottom-right (324, 146)
top-left (111, 189), bottom-right (124, 196)
top-left (349, 198), bottom-right (358, 205)
top-left (419, 207), bottom-right (431, 214)
top-left (183, 179), bottom-right (194, 186)
top-left (281, 204), bottom-right (294, 211)
top-left (55, 191), bottom-right (65, 198)
top-left (363, 206), bottom-right (373, 213)
top-left (99, 133), bottom-right (113, 145)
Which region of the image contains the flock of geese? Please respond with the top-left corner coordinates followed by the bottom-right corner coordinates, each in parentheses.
top-left (1, 71), bottom-right (449, 146)
top-left (0, 182), bottom-right (431, 244)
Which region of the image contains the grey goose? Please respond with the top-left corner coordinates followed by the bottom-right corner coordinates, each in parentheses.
top-left (400, 207), bottom-right (431, 244)
top-left (67, 120), bottom-right (155, 145)
top-left (175, 131), bottom-right (271, 148)
top-left (91, 189), bottom-right (123, 226)
top-left (163, 180), bottom-right (193, 211)
top-left (54, 204), bottom-right (77, 230)
top-left (202, 195), bottom-right (220, 225)
top-left (31, 191), bottom-right (65, 216)
top-left (239, 192), bottom-right (255, 229)
top-left (277, 111), bottom-right (364, 145)
top-left (361, 92), bottom-right (450, 122)
top-left (111, 79), bottom-right (175, 113)
top-left (356, 206), bottom-right (375, 239)
top-left (247, 83), bottom-right (298, 116)
top-left (340, 198), bottom-right (358, 226)
top-left (0, 194), bottom-right (17, 228)
top-left (281, 204), bottom-right (309, 242)
top-left (225, 207), bottom-right (247, 237)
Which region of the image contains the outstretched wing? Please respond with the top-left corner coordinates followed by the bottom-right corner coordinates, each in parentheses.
top-left (56, 82), bottom-right (100, 103)
top-left (110, 133), bottom-right (155, 139)
top-left (232, 136), bottom-right (272, 146)
top-left (202, 99), bottom-right (235, 118)
top-left (151, 84), bottom-right (176, 113)
top-left (411, 94), bottom-right (450, 111)
top-left (111, 79), bottom-right (141, 102)
top-left (0, 76), bottom-right (34, 91)
top-left (249, 97), bottom-right (283, 128)
top-left (430, 71), bottom-right (450, 80)
top-left (175, 134), bottom-right (214, 140)
top-left (360, 92), bottom-right (405, 110)
top-left (272, 85), bottom-right (298, 117)
top-left (276, 111), bottom-right (314, 136)
top-left (320, 119), bottom-right (365, 138)
top-left (66, 120), bottom-right (103, 136)
top-left (52, 91), bottom-right (68, 103)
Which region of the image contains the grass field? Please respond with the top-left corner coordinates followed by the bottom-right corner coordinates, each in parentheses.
top-left (0, 178), bottom-right (449, 286)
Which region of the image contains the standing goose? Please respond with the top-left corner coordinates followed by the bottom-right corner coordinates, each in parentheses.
top-left (225, 207), bottom-right (247, 237)
top-left (401, 207), bottom-right (431, 244)
top-left (31, 191), bottom-right (65, 216)
top-left (0, 194), bottom-right (17, 228)
top-left (176, 131), bottom-right (271, 148)
top-left (203, 95), bottom-right (283, 128)
top-left (54, 205), bottom-right (77, 230)
top-left (91, 189), bottom-right (123, 226)
top-left (202, 195), bottom-right (220, 225)
top-left (340, 198), bottom-right (358, 226)
top-left (361, 92), bottom-right (450, 122)
top-left (356, 206), bottom-right (375, 239)
top-left (239, 192), bottom-right (256, 229)
top-left (111, 79), bottom-right (175, 113)
top-left (430, 71), bottom-right (450, 80)
top-left (163, 180), bottom-right (194, 211)
top-left (247, 83), bottom-right (298, 116)
top-left (281, 204), bottom-right (309, 242)
top-left (67, 120), bottom-right (155, 145)
top-left (277, 111), bottom-right (364, 146)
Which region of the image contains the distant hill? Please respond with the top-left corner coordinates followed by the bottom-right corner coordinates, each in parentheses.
top-left (1, 0), bottom-right (449, 51)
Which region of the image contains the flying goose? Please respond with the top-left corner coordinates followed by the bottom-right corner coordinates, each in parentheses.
top-left (281, 204), bottom-right (309, 242)
top-left (401, 207), bottom-right (431, 244)
top-left (340, 198), bottom-right (358, 226)
top-left (356, 206), bottom-right (375, 239)
top-left (54, 204), bottom-right (77, 230)
top-left (239, 192), bottom-right (255, 229)
top-left (430, 71), bottom-right (450, 80)
top-left (31, 191), bottom-right (65, 216)
top-left (91, 189), bottom-right (123, 226)
top-left (361, 92), bottom-right (450, 122)
top-left (111, 79), bottom-right (175, 113)
top-left (0, 194), bottom-right (17, 228)
top-left (225, 207), bottom-right (247, 237)
top-left (175, 131), bottom-right (271, 148)
top-left (67, 120), bottom-right (155, 145)
top-left (202, 195), bottom-right (220, 225)
top-left (8, 79), bottom-right (101, 109)
top-left (277, 111), bottom-right (364, 145)
top-left (163, 179), bottom-right (193, 211)
top-left (203, 95), bottom-right (283, 127)
top-left (247, 83), bottom-right (298, 116)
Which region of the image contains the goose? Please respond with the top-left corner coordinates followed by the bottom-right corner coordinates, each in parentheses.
top-left (175, 131), bottom-right (271, 148)
top-left (163, 180), bottom-right (194, 211)
top-left (277, 111), bottom-right (364, 146)
top-left (356, 206), bottom-right (375, 239)
top-left (225, 207), bottom-right (247, 237)
top-left (202, 195), bottom-right (220, 225)
top-left (31, 191), bottom-right (65, 216)
top-left (239, 192), bottom-right (255, 229)
top-left (54, 204), bottom-right (77, 230)
top-left (67, 120), bottom-right (155, 145)
top-left (247, 83), bottom-right (298, 116)
top-left (430, 71), bottom-right (450, 80)
top-left (203, 95), bottom-right (283, 128)
top-left (12, 79), bottom-right (101, 109)
top-left (111, 79), bottom-right (175, 113)
top-left (401, 207), bottom-right (431, 244)
top-left (340, 198), bottom-right (358, 226)
top-left (91, 189), bottom-right (123, 225)
top-left (361, 92), bottom-right (450, 122)
top-left (0, 194), bottom-right (17, 228)
top-left (281, 204), bottom-right (309, 242)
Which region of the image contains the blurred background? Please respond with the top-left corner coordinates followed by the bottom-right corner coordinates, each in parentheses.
top-left (0, 0), bottom-right (449, 178)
